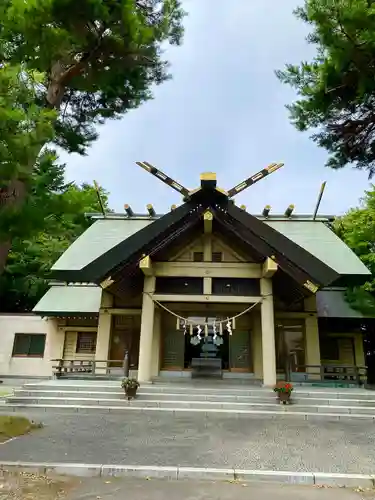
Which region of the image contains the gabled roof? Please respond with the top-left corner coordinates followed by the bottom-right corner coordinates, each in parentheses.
top-left (49, 188), bottom-right (370, 295)
top-left (52, 213), bottom-right (369, 281)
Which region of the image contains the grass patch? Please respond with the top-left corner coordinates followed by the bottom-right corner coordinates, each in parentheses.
top-left (0, 416), bottom-right (42, 442)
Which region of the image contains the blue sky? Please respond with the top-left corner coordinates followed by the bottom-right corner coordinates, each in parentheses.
top-left (61, 0), bottom-right (371, 216)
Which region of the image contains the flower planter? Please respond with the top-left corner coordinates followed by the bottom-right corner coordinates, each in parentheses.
top-left (274, 382), bottom-right (293, 404)
top-left (277, 391), bottom-right (291, 405)
top-left (125, 387), bottom-right (138, 400)
top-left (121, 377), bottom-right (140, 400)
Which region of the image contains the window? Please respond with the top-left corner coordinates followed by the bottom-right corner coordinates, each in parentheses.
top-left (212, 278), bottom-right (260, 296)
top-left (212, 252), bottom-right (222, 262)
top-left (12, 334), bottom-right (46, 357)
top-left (193, 252), bottom-right (204, 262)
top-left (155, 277), bottom-right (203, 294)
top-left (76, 332), bottom-right (97, 354)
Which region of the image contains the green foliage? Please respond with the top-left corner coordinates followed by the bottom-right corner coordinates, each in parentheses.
top-left (276, 0), bottom-right (375, 176)
top-left (334, 185), bottom-right (375, 315)
top-left (0, 0), bottom-right (185, 280)
top-left (1, 0), bottom-right (186, 154)
top-left (0, 170), bottom-right (111, 312)
top-left (0, 64), bottom-right (58, 237)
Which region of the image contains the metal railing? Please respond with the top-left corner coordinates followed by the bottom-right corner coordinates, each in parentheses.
top-left (52, 351), bottom-right (131, 378)
top-left (287, 364), bottom-right (367, 385)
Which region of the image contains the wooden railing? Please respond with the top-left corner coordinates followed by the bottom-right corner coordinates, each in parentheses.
top-left (287, 364), bottom-right (367, 385)
top-left (52, 351), bottom-right (131, 378)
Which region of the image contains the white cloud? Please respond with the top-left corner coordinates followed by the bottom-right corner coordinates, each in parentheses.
top-left (61, 0), bottom-right (371, 216)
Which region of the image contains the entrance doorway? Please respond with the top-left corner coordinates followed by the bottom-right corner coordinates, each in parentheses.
top-left (160, 308), bottom-right (253, 373)
top-left (184, 317), bottom-right (230, 369)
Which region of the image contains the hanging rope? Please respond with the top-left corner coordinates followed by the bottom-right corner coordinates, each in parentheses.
top-left (143, 291), bottom-right (271, 327)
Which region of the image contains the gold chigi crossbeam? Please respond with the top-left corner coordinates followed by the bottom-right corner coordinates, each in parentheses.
top-left (136, 161), bottom-right (284, 200)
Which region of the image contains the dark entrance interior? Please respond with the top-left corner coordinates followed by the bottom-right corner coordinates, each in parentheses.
top-left (184, 316), bottom-right (229, 369)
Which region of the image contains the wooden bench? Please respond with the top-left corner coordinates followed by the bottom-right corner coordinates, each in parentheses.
top-left (191, 357), bottom-right (222, 379)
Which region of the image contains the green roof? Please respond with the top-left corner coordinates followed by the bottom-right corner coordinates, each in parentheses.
top-left (266, 220), bottom-right (369, 277)
top-left (33, 284), bottom-right (102, 315)
top-left (316, 289), bottom-right (365, 318)
top-left (52, 219), bottom-right (152, 271)
top-left (50, 215), bottom-right (370, 280)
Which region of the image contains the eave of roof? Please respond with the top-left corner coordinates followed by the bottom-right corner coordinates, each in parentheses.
top-left (33, 284), bottom-right (102, 316)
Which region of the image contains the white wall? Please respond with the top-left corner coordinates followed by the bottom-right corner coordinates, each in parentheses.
top-left (0, 314), bottom-right (61, 377)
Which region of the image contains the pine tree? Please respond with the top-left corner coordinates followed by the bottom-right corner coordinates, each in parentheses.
top-left (276, 1), bottom-right (375, 176)
top-left (0, 0), bottom-right (185, 272)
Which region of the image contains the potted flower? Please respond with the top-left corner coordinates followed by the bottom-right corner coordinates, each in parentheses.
top-left (121, 377), bottom-right (140, 400)
top-left (273, 381), bottom-right (293, 404)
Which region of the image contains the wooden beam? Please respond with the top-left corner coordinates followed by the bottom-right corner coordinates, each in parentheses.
top-left (262, 257), bottom-right (278, 278)
top-left (124, 204), bottom-right (133, 217)
top-left (58, 326), bottom-right (97, 332)
top-left (139, 255), bottom-right (153, 276)
top-left (200, 172), bottom-right (217, 190)
top-left (100, 308), bottom-right (142, 315)
top-left (275, 312), bottom-right (317, 319)
top-left (227, 163), bottom-right (284, 198)
top-left (100, 276), bottom-right (114, 289)
top-left (203, 277), bottom-right (212, 294)
top-left (147, 204), bottom-right (156, 217)
top-left (152, 294), bottom-right (261, 304)
top-left (153, 261), bottom-right (262, 279)
top-left (203, 210), bottom-right (213, 233)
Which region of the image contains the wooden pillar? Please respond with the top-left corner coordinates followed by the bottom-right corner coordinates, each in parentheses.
top-left (95, 291), bottom-right (113, 374)
top-left (305, 315), bottom-right (321, 379)
top-left (251, 311), bottom-right (263, 380)
top-left (260, 278), bottom-right (276, 386)
top-left (138, 276), bottom-right (156, 382)
top-left (151, 307), bottom-right (161, 377)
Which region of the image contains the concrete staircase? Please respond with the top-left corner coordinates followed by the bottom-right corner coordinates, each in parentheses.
top-left (2, 380), bottom-right (375, 420)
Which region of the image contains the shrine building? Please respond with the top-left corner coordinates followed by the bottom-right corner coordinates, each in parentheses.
top-left (32, 163), bottom-right (371, 385)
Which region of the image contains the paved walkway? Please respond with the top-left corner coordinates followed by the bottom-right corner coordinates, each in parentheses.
top-left (0, 410), bottom-right (374, 474)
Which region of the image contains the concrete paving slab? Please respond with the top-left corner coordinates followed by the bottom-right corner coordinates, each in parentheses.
top-left (0, 410), bottom-right (374, 474)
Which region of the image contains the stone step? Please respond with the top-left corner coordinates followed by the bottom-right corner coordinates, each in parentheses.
top-left (11, 389), bottom-right (375, 407)
top-left (22, 384), bottom-right (278, 397)
top-left (6, 396), bottom-right (375, 414)
top-left (22, 383), bottom-right (375, 400)
top-left (1, 402), bottom-right (375, 420)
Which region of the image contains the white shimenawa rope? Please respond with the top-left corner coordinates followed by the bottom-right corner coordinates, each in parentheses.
top-left (143, 292), bottom-right (270, 327)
